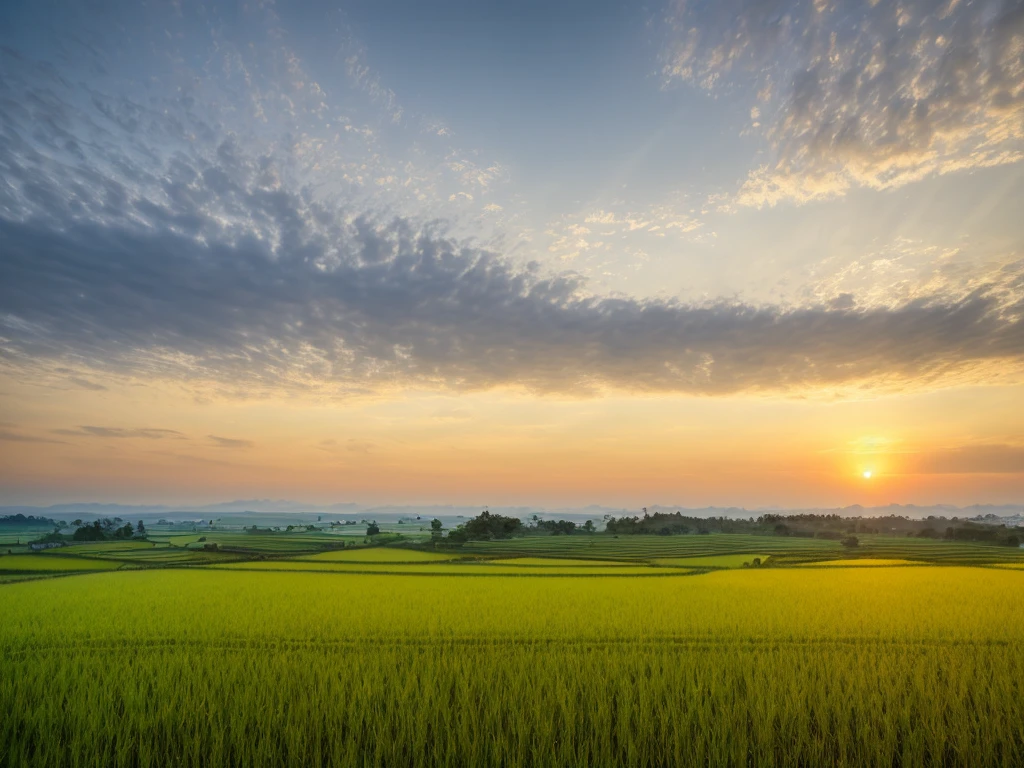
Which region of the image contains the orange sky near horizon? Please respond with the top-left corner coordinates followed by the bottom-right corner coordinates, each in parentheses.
top-left (3, 370), bottom-right (1022, 508)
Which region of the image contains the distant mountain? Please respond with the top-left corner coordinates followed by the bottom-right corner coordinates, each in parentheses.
top-left (0, 501), bottom-right (1020, 525)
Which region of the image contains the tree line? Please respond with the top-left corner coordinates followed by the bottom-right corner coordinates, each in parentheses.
top-left (604, 510), bottom-right (1021, 546)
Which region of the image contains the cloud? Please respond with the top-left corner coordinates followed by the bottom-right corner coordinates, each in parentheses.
top-left (344, 42), bottom-right (404, 124)
top-left (52, 427), bottom-right (185, 440)
top-left (0, 427), bottom-right (65, 444)
top-left (3, 210), bottom-right (1023, 397)
top-left (208, 435), bottom-right (254, 449)
top-left (911, 444), bottom-right (1024, 474)
top-left (68, 376), bottom-right (107, 391)
top-left (663, 0), bottom-right (1024, 205)
top-left (0, 9), bottom-right (1022, 400)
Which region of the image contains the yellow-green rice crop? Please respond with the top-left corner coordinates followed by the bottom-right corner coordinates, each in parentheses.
top-left (1, 566), bottom-right (1022, 766)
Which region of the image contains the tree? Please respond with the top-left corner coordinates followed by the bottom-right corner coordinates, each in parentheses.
top-left (445, 526), bottom-right (469, 544)
top-left (367, 521), bottom-right (380, 536)
top-left (534, 519), bottom-right (577, 535)
top-left (137, 520), bottom-right (146, 536)
top-left (462, 510), bottom-right (523, 540)
top-left (842, 536), bottom-right (859, 548)
top-left (73, 521), bottom-right (106, 541)
top-left (430, 518), bottom-right (443, 542)
top-left (583, 520), bottom-right (595, 534)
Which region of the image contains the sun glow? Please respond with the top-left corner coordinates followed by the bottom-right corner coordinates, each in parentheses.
top-left (863, 470), bottom-right (873, 479)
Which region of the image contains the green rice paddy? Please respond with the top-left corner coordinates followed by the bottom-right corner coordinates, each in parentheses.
top-left (1, 532), bottom-right (1023, 766)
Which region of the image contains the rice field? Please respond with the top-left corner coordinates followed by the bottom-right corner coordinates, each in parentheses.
top-left (296, 547), bottom-right (460, 563)
top-left (459, 533), bottom-right (1024, 564)
top-left (652, 553), bottom-right (771, 568)
top-left (794, 558), bottom-right (923, 567)
top-left (459, 533), bottom-right (839, 560)
top-left (53, 541), bottom-right (156, 555)
top-left (0, 554), bottom-right (122, 572)
top-left (1, 535), bottom-right (1023, 766)
top-left (211, 560), bottom-right (693, 576)
top-left (487, 557), bottom-right (630, 566)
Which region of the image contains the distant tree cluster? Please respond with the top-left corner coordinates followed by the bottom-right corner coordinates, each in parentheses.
top-left (70, 518), bottom-right (139, 541)
top-left (943, 522), bottom-right (1021, 547)
top-left (434, 511), bottom-right (599, 544)
top-left (604, 510), bottom-right (1023, 545)
top-left (444, 511), bottom-right (523, 543)
top-left (532, 519), bottom-right (577, 535)
top-left (606, 510), bottom-right (696, 536)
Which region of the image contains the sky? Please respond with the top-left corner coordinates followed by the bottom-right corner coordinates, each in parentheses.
top-left (1, 0), bottom-right (1022, 509)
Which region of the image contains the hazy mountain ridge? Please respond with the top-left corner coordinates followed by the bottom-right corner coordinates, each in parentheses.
top-left (2, 501), bottom-right (1021, 525)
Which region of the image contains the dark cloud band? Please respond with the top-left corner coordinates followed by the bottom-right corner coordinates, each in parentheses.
top-left (2, 213), bottom-right (1022, 396)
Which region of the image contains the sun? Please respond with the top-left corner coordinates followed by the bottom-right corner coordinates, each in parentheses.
top-left (862, 470), bottom-right (873, 479)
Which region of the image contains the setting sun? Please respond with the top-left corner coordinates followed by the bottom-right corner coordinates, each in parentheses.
top-left (863, 471), bottom-right (873, 479)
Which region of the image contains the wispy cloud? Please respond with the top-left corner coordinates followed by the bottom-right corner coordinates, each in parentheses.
top-left (663, 0), bottom-right (1024, 205)
top-left (208, 435), bottom-right (254, 449)
top-left (318, 438), bottom-right (374, 453)
top-left (68, 376), bottom-right (107, 391)
top-left (52, 427), bottom-right (185, 440)
top-left (0, 427), bottom-right (65, 444)
top-left (344, 39), bottom-right (404, 124)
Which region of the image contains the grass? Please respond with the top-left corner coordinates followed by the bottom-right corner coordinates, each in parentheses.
top-left (1, 567), bottom-right (1023, 766)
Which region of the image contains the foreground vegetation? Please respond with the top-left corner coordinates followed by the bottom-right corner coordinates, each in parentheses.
top-left (1, 566), bottom-right (1022, 766)
top-left (1, 519), bottom-right (1023, 766)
